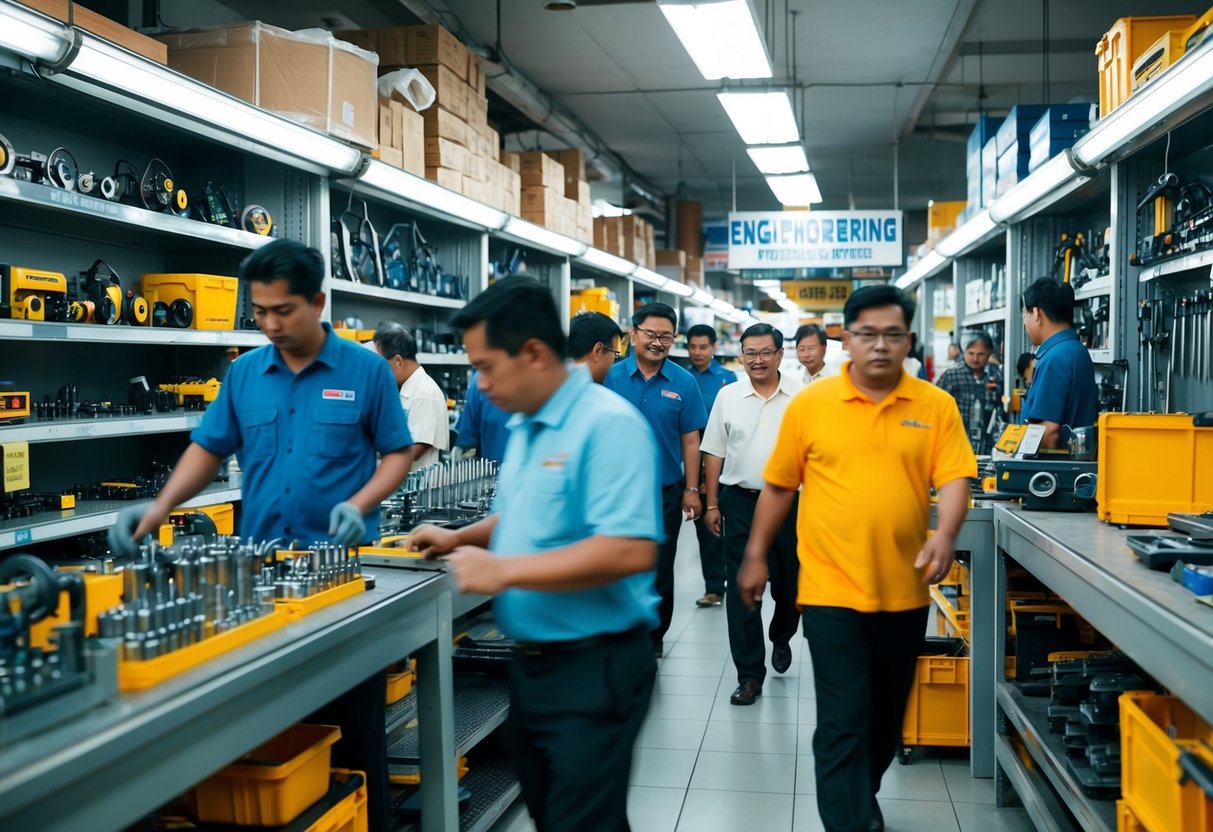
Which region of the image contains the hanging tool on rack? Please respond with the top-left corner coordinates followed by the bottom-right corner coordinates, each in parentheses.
top-left (1132, 172), bottom-right (1179, 267)
top-left (0, 133), bottom-right (14, 177)
top-left (190, 182), bottom-right (238, 227)
top-left (139, 158), bottom-right (188, 216)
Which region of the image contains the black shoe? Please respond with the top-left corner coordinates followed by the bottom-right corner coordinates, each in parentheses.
top-left (870, 796), bottom-right (884, 831)
top-left (771, 642), bottom-right (792, 674)
top-left (730, 680), bottom-right (762, 706)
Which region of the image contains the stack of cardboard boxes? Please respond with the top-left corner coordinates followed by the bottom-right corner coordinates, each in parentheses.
top-left (519, 150), bottom-right (593, 243)
top-left (593, 216), bottom-right (656, 268)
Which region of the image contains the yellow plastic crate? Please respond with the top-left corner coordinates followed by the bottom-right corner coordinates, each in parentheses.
top-left (1119, 799), bottom-right (1149, 832)
top-left (141, 272), bottom-right (239, 330)
top-left (306, 769), bottom-right (368, 832)
top-left (1097, 15), bottom-right (1195, 116)
top-left (1097, 413), bottom-right (1213, 526)
top-left (386, 659), bottom-right (416, 705)
top-left (1120, 691), bottom-right (1213, 832)
top-left (1132, 29), bottom-right (1189, 92)
top-left (902, 639), bottom-right (970, 748)
top-left (194, 723), bottom-right (341, 826)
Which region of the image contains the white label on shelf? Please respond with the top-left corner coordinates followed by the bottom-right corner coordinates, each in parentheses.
top-left (73, 424), bottom-right (98, 438)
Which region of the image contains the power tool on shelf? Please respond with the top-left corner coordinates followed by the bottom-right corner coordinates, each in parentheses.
top-left (11, 147), bottom-right (78, 191)
top-left (0, 133), bottom-right (14, 177)
top-left (157, 377), bottom-right (221, 411)
top-left (73, 259), bottom-right (149, 326)
top-left (0, 264), bottom-right (70, 322)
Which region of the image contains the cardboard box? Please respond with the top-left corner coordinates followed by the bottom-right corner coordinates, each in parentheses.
top-left (622, 215), bottom-right (647, 263)
top-left (656, 250), bottom-right (688, 267)
top-left (402, 107), bottom-right (425, 175)
top-left (556, 149), bottom-right (586, 181)
top-left (522, 186), bottom-right (560, 217)
top-left (378, 145), bottom-right (403, 168)
top-left (379, 102), bottom-right (393, 147)
top-left (483, 127), bottom-right (500, 161)
top-left (157, 22), bottom-right (378, 148)
top-left (425, 136), bottom-right (470, 172)
top-left (644, 222), bottom-right (656, 269)
top-left (20, 0), bottom-right (167, 64)
top-left (421, 106), bottom-right (468, 147)
top-left (426, 166), bottom-right (463, 192)
top-left (334, 28), bottom-right (377, 54)
top-left (466, 153), bottom-right (485, 182)
top-left (601, 217), bottom-right (626, 256)
top-left (502, 152), bottom-right (521, 174)
top-left (414, 64), bottom-right (468, 120)
top-left (521, 152), bottom-right (565, 188)
top-left (686, 255), bottom-right (705, 286)
top-left (359, 25), bottom-right (467, 79)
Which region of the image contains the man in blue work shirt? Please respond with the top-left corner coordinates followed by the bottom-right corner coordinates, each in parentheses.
top-left (453, 370), bottom-right (512, 463)
top-left (685, 323), bottom-right (736, 608)
top-left (568, 310), bottom-right (624, 383)
top-left (1021, 277), bottom-right (1098, 449)
top-left (606, 302), bottom-right (708, 657)
top-left (409, 277), bottom-right (661, 832)
top-left (109, 239), bottom-right (414, 832)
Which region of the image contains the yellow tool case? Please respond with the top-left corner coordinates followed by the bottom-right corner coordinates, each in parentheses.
top-left (1097, 413), bottom-right (1213, 526)
top-left (141, 273), bottom-right (239, 330)
top-left (901, 637), bottom-right (970, 755)
top-left (1120, 691), bottom-right (1213, 832)
top-left (1097, 15), bottom-right (1196, 117)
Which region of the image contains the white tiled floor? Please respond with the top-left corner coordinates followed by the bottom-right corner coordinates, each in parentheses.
top-left (488, 524), bottom-right (1037, 832)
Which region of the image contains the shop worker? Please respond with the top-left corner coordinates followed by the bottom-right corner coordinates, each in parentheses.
top-left (453, 370), bottom-right (512, 463)
top-left (686, 322), bottom-right (736, 608)
top-left (739, 285), bottom-right (976, 832)
top-left (108, 239), bottom-right (414, 832)
top-left (701, 323), bottom-right (802, 706)
top-left (1021, 277), bottom-right (1098, 449)
top-left (568, 310), bottom-right (624, 383)
top-left (373, 321), bottom-right (451, 468)
top-left (795, 323), bottom-right (831, 385)
top-left (605, 302), bottom-right (708, 657)
top-left (408, 277), bottom-right (661, 832)
top-left (935, 331), bottom-right (1004, 455)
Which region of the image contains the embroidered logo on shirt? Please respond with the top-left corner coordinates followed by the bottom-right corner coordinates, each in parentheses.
top-left (901, 419), bottom-right (932, 430)
top-left (322, 389), bottom-right (356, 401)
top-left (660, 389), bottom-right (682, 401)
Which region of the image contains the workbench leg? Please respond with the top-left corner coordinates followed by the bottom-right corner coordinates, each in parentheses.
top-left (418, 590), bottom-right (458, 832)
top-left (969, 517), bottom-right (996, 779)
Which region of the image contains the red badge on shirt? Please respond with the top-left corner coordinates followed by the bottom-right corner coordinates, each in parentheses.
top-left (322, 389), bottom-right (356, 401)
top-left (660, 389), bottom-right (681, 401)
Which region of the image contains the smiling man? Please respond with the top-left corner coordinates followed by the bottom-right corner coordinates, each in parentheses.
top-left (738, 285), bottom-right (976, 832)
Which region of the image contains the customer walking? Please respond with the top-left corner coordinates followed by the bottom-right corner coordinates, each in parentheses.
top-left (935, 331), bottom-right (1004, 455)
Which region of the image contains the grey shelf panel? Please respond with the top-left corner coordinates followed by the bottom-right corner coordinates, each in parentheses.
top-left (388, 674), bottom-right (510, 763)
top-left (994, 734), bottom-right (1079, 832)
top-left (392, 745), bottom-right (521, 832)
top-left (962, 307), bottom-right (1008, 327)
top-left (1074, 275), bottom-right (1113, 300)
top-left (330, 280), bottom-right (468, 310)
top-left (453, 593), bottom-right (492, 620)
top-left (996, 682), bottom-right (1116, 832)
top-left (0, 320), bottom-right (267, 347)
top-left (386, 691), bottom-right (418, 736)
top-left (418, 352), bottom-right (470, 366)
top-left (0, 484), bottom-right (240, 550)
top-left (0, 412), bottom-right (203, 445)
top-left (1138, 249), bottom-right (1213, 283)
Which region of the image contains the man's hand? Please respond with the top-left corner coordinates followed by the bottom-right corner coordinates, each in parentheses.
top-left (408, 524), bottom-right (461, 559)
top-left (108, 503), bottom-right (156, 558)
top-left (704, 506), bottom-right (722, 535)
top-left (915, 532), bottom-right (956, 585)
top-left (444, 546), bottom-right (510, 595)
top-left (328, 502), bottom-right (366, 547)
top-left (736, 554), bottom-right (768, 609)
top-left (681, 490), bottom-right (702, 521)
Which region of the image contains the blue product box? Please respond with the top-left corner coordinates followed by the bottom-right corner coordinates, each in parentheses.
top-left (997, 150), bottom-right (1030, 196)
top-left (980, 137), bottom-right (999, 205)
top-left (994, 105), bottom-right (1050, 156)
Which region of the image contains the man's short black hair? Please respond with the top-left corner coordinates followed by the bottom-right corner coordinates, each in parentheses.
top-left (373, 321), bottom-right (418, 361)
top-left (794, 323), bottom-right (827, 348)
top-left (450, 277), bottom-right (567, 360)
top-left (568, 311), bottom-right (623, 360)
top-left (686, 324), bottom-right (717, 344)
top-left (239, 239), bottom-right (325, 299)
top-left (740, 323), bottom-right (783, 349)
top-left (843, 284), bottom-right (916, 329)
top-left (964, 331), bottom-right (995, 352)
top-left (1022, 277), bottom-right (1075, 326)
top-left (632, 302), bottom-right (677, 330)
top-left (1016, 351), bottom-right (1036, 379)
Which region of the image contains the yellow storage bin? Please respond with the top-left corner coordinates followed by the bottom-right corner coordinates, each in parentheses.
top-left (305, 769), bottom-right (368, 832)
top-left (902, 637), bottom-right (970, 748)
top-left (386, 659), bottom-right (416, 705)
top-left (141, 272), bottom-right (239, 330)
top-left (1132, 29), bottom-right (1190, 92)
top-left (1097, 413), bottom-right (1213, 526)
top-left (1119, 799), bottom-right (1149, 832)
top-left (1120, 691), bottom-right (1213, 832)
top-left (1097, 15), bottom-right (1195, 117)
top-left (194, 723), bottom-right (341, 826)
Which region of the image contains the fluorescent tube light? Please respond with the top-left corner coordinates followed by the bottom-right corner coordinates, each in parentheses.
top-left (988, 153), bottom-right (1083, 224)
top-left (691, 288), bottom-right (715, 305)
top-left (663, 281), bottom-right (695, 298)
top-left (752, 279), bottom-right (782, 288)
top-left (778, 298), bottom-right (800, 314)
top-left (747, 144), bottom-right (810, 175)
top-left (710, 299), bottom-right (734, 313)
top-left (582, 247), bottom-right (639, 276)
top-left (717, 91), bottom-right (799, 145)
top-left (0, 3), bottom-right (76, 64)
top-left (500, 217), bottom-right (588, 257)
top-left (632, 267), bottom-right (670, 289)
top-left (658, 0), bottom-right (772, 81)
top-left (360, 161), bottom-right (508, 230)
top-left (894, 250), bottom-right (947, 289)
top-left (934, 210), bottom-right (999, 258)
top-left (765, 173), bottom-right (822, 206)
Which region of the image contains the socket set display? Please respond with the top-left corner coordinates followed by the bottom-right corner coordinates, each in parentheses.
top-left (1130, 172), bottom-right (1213, 267)
top-left (380, 459), bottom-right (499, 536)
top-left (270, 542), bottom-right (363, 601)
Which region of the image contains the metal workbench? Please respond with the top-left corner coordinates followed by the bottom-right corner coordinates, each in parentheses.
top-left (0, 567), bottom-right (460, 832)
top-left (988, 505), bottom-right (1213, 832)
top-left (949, 503), bottom-right (997, 780)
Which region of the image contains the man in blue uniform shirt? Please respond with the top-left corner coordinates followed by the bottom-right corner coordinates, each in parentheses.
top-left (1021, 277), bottom-right (1098, 449)
top-left (454, 370), bottom-right (512, 463)
top-left (109, 239), bottom-right (414, 832)
top-left (605, 302), bottom-right (708, 656)
top-left (409, 277), bottom-right (661, 832)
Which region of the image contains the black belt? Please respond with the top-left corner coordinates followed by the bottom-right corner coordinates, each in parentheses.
top-left (725, 484), bottom-right (762, 496)
top-left (515, 625), bottom-right (646, 657)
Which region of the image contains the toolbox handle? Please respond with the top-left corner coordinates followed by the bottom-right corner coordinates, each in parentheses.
top-left (1178, 748), bottom-right (1213, 799)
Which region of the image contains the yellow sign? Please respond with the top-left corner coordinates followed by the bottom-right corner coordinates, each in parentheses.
top-left (784, 280), bottom-right (852, 309)
top-left (2, 441), bottom-right (30, 493)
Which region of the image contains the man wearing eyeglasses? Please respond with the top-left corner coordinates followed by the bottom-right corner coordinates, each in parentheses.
top-left (606, 302), bottom-right (708, 657)
top-left (701, 323), bottom-right (802, 706)
top-left (739, 285), bottom-right (976, 832)
top-left (569, 310), bottom-right (624, 384)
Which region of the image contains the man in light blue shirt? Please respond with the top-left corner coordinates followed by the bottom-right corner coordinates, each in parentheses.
top-left (453, 370), bottom-right (511, 463)
top-left (410, 277), bottom-right (661, 832)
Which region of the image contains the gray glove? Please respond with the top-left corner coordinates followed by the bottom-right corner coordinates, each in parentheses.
top-left (328, 501), bottom-right (366, 547)
top-left (109, 503), bottom-right (151, 558)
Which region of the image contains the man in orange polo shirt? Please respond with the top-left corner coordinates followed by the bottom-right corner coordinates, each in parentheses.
top-left (739, 285), bottom-right (976, 832)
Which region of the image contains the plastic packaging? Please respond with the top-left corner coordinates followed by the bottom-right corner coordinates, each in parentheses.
top-left (378, 69), bottom-right (436, 113)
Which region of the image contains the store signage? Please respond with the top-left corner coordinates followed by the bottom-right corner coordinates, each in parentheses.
top-left (783, 280), bottom-right (852, 310)
top-left (727, 211), bottom-right (903, 269)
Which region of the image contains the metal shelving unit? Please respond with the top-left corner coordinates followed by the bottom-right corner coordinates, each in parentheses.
top-left (330, 281), bottom-right (469, 310)
top-left (1138, 249), bottom-right (1213, 282)
top-left (962, 306), bottom-right (1009, 327)
top-left (388, 674), bottom-right (511, 764)
top-left (393, 747), bottom-right (521, 832)
top-left (0, 412), bottom-right (203, 445)
top-left (0, 320), bottom-right (266, 347)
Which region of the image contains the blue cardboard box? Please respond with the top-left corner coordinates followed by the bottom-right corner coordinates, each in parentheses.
top-left (994, 105), bottom-right (1050, 156)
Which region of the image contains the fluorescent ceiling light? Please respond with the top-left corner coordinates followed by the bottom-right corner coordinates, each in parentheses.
top-left (581, 246), bottom-right (638, 277)
top-left (710, 299), bottom-right (734, 313)
top-left (658, 0), bottom-right (772, 81)
top-left (500, 217), bottom-right (587, 257)
top-left (591, 200), bottom-right (631, 218)
top-left (717, 91), bottom-right (799, 145)
top-left (934, 210), bottom-right (999, 258)
top-left (752, 279), bottom-right (782, 288)
top-left (765, 173), bottom-right (822, 207)
top-left (747, 144), bottom-right (809, 175)
top-left (778, 298), bottom-right (800, 314)
top-left (691, 288), bottom-right (715, 305)
top-left (988, 153), bottom-right (1083, 224)
top-left (894, 250), bottom-right (947, 289)
top-left (663, 281), bottom-right (695, 298)
top-left (632, 267), bottom-right (670, 289)
top-left (360, 161), bottom-right (508, 230)
top-left (0, 2), bottom-right (76, 64)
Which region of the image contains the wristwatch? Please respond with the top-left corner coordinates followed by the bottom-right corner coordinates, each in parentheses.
top-left (684, 486), bottom-right (700, 493)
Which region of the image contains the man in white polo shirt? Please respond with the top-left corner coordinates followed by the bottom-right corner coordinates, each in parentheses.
top-left (701, 322), bottom-right (803, 706)
top-left (373, 322), bottom-right (450, 468)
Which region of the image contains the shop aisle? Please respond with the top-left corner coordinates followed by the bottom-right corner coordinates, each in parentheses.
top-left (489, 524), bottom-right (1036, 832)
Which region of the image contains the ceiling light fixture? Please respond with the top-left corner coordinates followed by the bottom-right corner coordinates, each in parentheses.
top-left (0, 2), bottom-right (78, 66)
top-left (765, 172), bottom-right (822, 206)
top-left (500, 217), bottom-right (587, 257)
top-left (543, 1), bottom-right (578, 10)
top-left (988, 153), bottom-right (1083, 224)
top-left (582, 246), bottom-right (639, 276)
top-left (717, 90), bottom-right (799, 145)
top-left (934, 209), bottom-right (998, 258)
top-left (893, 250), bottom-right (947, 289)
top-left (747, 143), bottom-right (810, 175)
top-left (658, 0), bottom-right (772, 81)
top-left (360, 160), bottom-right (508, 230)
